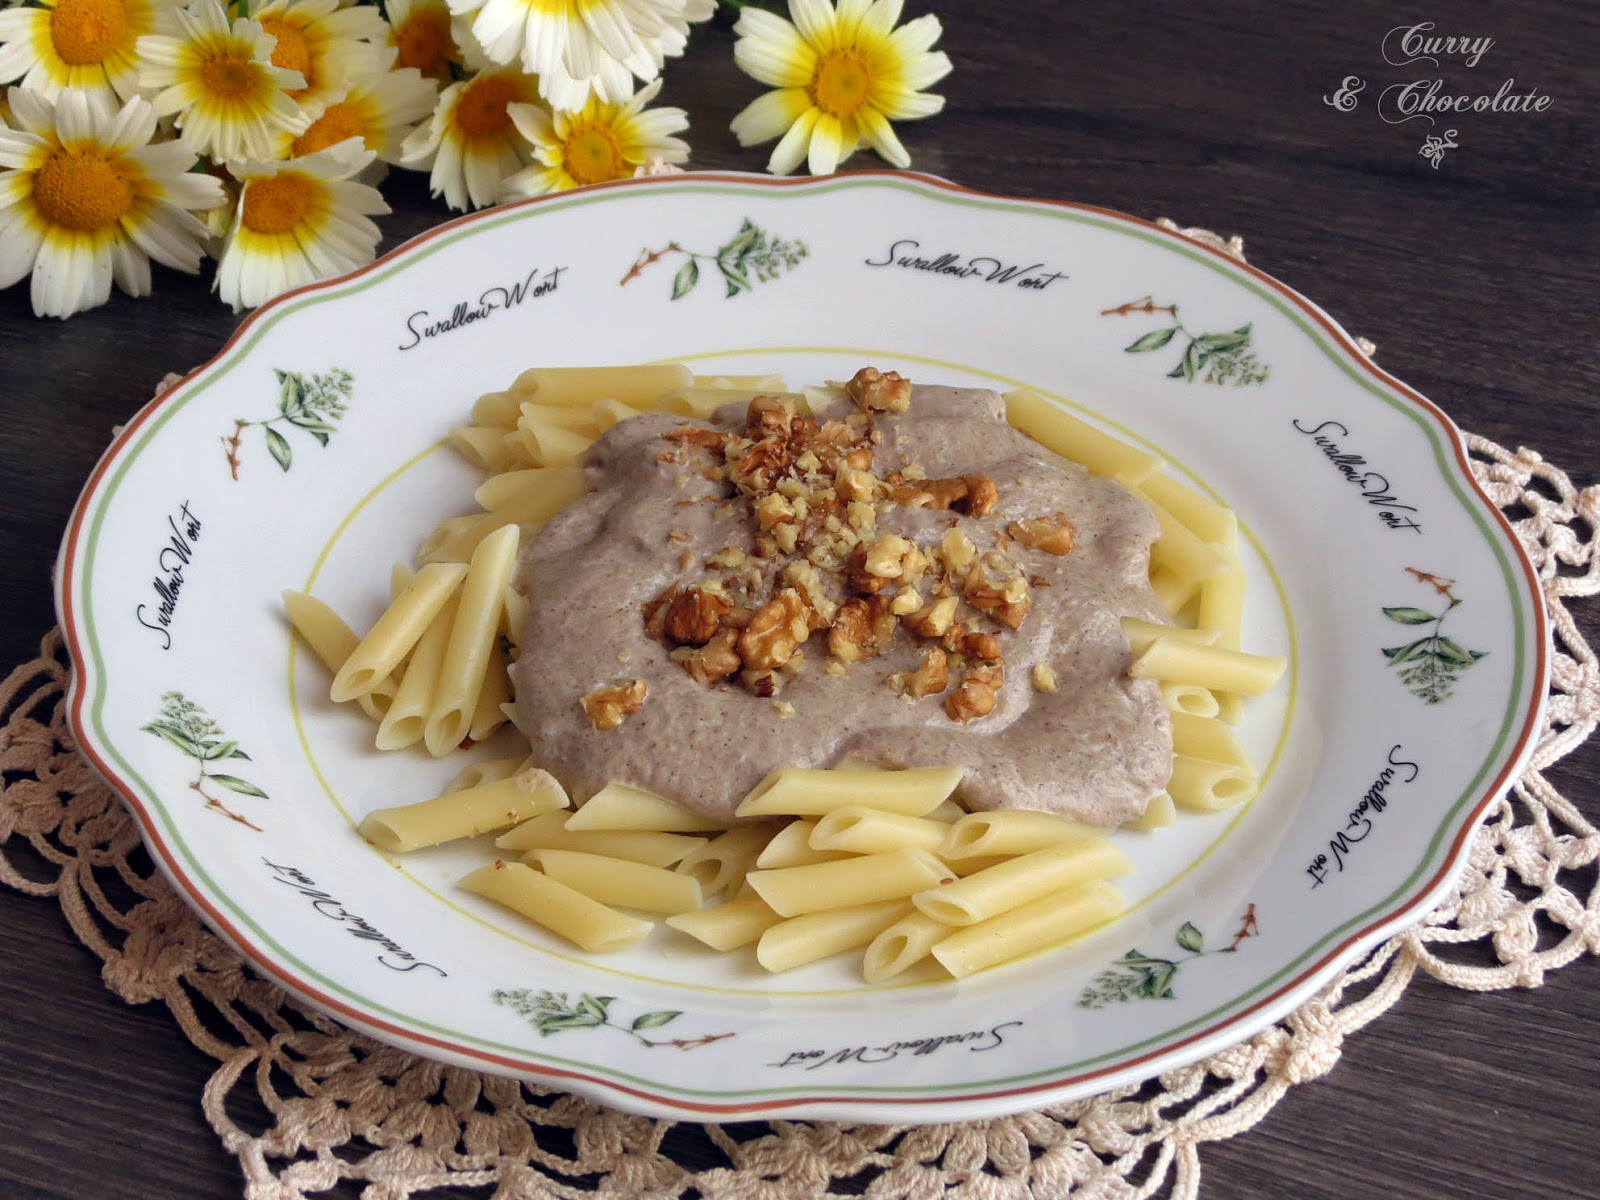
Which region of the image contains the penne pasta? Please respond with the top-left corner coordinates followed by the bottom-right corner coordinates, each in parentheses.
top-left (1129, 638), bottom-right (1287, 696)
top-left (913, 841), bottom-right (1131, 926)
top-left (515, 400), bottom-right (601, 434)
top-left (1162, 681), bottom-right (1221, 718)
top-left (468, 641), bottom-right (513, 742)
top-left (756, 899), bottom-right (911, 973)
top-left (280, 590), bottom-right (395, 722)
top-left (501, 584), bottom-right (528, 647)
top-left (665, 891), bottom-right (783, 951)
top-left (449, 424), bottom-right (521, 472)
top-left (375, 592), bottom-right (457, 750)
top-left (1167, 755), bottom-right (1258, 812)
top-left (510, 363), bottom-right (693, 407)
top-left (1124, 790), bottom-right (1177, 831)
top-left (941, 809), bottom-right (1098, 859)
top-left (736, 765), bottom-right (963, 818)
top-left (591, 398), bottom-right (641, 430)
top-left (862, 910), bottom-right (952, 984)
top-left (530, 848), bottom-right (703, 915)
top-left (1144, 494), bottom-right (1232, 590)
top-left (473, 465), bottom-right (587, 512)
top-left (469, 389), bottom-right (522, 429)
top-left (565, 782), bottom-right (726, 832)
top-left (331, 561), bottom-right (467, 703)
top-left (495, 810), bottom-right (705, 866)
top-left (425, 523), bottom-right (520, 755)
top-left (461, 860), bottom-right (652, 952)
top-left (513, 414), bottom-right (592, 468)
top-left (809, 807), bottom-right (949, 856)
top-left (656, 387), bottom-right (805, 419)
top-left (747, 848), bottom-right (954, 917)
top-left (691, 373), bottom-right (785, 391)
top-left (1135, 471), bottom-right (1238, 549)
top-left (360, 769), bottom-right (570, 853)
top-left (444, 755), bottom-right (527, 793)
top-left (752, 819), bottom-right (853, 868)
top-left (674, 824), bottom-right (775, 898)
top-left (931, 880), bottom-right (1124, 979)
top-left (1169, 711), bottom-right (1254, 770)
top-left (1004, 387), bottom-right (1164, 484)
top-left (1120, 617), bottom-right (1219, 656)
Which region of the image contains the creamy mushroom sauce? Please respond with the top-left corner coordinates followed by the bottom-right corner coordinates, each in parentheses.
top-left (511, 382), bottom-right (1172, 825)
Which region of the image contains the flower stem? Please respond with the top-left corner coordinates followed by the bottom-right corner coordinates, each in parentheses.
top-left (222, 418), bottom-right (249, 481)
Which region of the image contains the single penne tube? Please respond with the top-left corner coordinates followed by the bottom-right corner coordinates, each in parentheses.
top-left (753, 819), bottom-right (854, 868)
top-left (656, 387), bottom-right (805, 419)
top-left (1213, 691), bottom-right (1245, 726)
top-left (1169, 711), bottom-right (1254, 770)
top-left (417, 511), bottom-right (544, 566)
top-left (530, 848), bottom-right (703, 915)
top-left (756, 899), bottom-right (910, 973)
top-left (746, 848), bottom-right (954, 917)
top-left (473, 465), bottom-right (588, 512)
top-left (691, 373), bottom-right (786, 391)
top-left (375, 593), bottom-right (457, 750)
top-left (1129, 638), bottom-right (1287, 696)
top-left (498, 429), bottom-right (538, 472)
top-left (913, 841), bottom-right (1131, 926)
top-left (948, 854), bottom-right (1014, 877)
top-left (497, 811), bottom-right (706, 865)
top-left (564, 782), bottom-right (726, 832)
top-left (280, 590), bottom-right (395, 721)
top-left (736, 765), bottom-right (963, 818)
top-left (469, 389), bottom-right (522, 429)
top-left (425, 523), bottom-right (520, 755)
top-left (501, 585), bottom-right (528, 647)
top-left (510, 363), bottom-right (693, 406)
top-left (674, 824), bottom-right (774, 898)
top-left (1124, 791), bottom-right (1177, 831)
top-left (1149, 565), bottom-right (1198, 616)
top-left (461, 860), bottom-right (652, 952)
top-left (467, 643), bottom-right (513, 742)
top-left (591, 398), bottom-right (641, 430)
top-left (1136, 471), bottom-right (1239, 550)
top-left (862, 910), bottom-right (954, 984)
top-left (330, 561), bottom-right (467, 702)
top-left (931, 879), bottom-right (1124, 979)
top-left (449, 424), bottom-right (520, 471)
top-left (515, 400), bottom-right (601, 434)
top-left (360, 769), bottom-right (570, 853)
top-left (941, 809), bottom-right (1099, 859)
top-left (809, 807), bottom-right (950, 856)
top-left (666, 891), bottom-right (783, 951)
top-left (514, 415), bottom-right (592, 468)
top-left (1162, 682), bottom-right (1221, 718)
top-left (445, 755), bottom-right (527, 793)
top-left (389, 563), bottom-right (415, 600)
top-left (1003, 387), bottom-right (1164, 484)
top-left (925, 798), bottom-right (967, 823)
top-left (1120, 617), bottom-right (1219, 656)
top-left (1145, 495), bottom-right (1232, 588)
top-left (1197, 565), bottom-right (1246, 648)
top-left (1167, 755), bottom-right (1258, 812)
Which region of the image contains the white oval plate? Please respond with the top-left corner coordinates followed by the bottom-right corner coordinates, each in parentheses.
top-left (56, 172), bottom-right (1546, 1123)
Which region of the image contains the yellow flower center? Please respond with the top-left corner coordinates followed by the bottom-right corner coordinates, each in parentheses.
top-left (809, 49), bottom-right (872, 119)
top-left (260, 16), bottom-right (312, 96)
top-left (241, 172), bottom-right (314, 235)
top-left (32, 148), bottom-right (135, 231)
top-left (200, 52), bottom-right (259, 98)
top-left (561, 121), bottom-right (626, 186)
top-left (48, 0), bottom-right (128, 67)
top-left (292, 101), bottom-right (367, 156)
top-left (454, 75), bottom-right (519, 138)
top-left (391, 10), bottom-right (453, 81)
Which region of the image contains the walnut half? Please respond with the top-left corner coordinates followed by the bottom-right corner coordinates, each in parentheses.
top-left (580, 679), bottom-right (647, 731)
top-left (845, 365), bottom-right (912, 413)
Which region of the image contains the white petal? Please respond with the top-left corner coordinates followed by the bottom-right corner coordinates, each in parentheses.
top-left (875, 86), bottom-right (943, 121)
top-left (733, 11), bottom-right (816, 88)
top-left (111, 236), bottom-right (152, 297)
top-left (0, 215), bottom-right (42, 288)
top-left (788, 0), bottom-right (838, 52)
top-left (807, 111), bottom-right (843, 175)
top-left (729, 88), bottom-right (810, 148)
top-left (766, 106), bottom-right (818, 176)
top-left (859, 105), bottom-right (908, 167)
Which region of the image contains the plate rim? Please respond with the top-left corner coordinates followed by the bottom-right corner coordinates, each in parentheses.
top-left (53, 169), bottom-right (1551, 1120)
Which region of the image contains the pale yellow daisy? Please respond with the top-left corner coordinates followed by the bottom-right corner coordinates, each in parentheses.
top-left (730, 0), bottom-right (951, 175)
top-left (399, 64), bottom-right (539, 210)
top-left (0, 89), bottom-right (223, 318)
top-left (137, 0), bottom-right (310, 161)
top-left (216, 137), bottom-right (390, 310)
top-left (503, 77), bottom-right (686, 196)
top-left (277, 47), bottom-right (438, 173)
top-left (251, 0), bottom-right (389, 123)
top-left (447, 0), bottom-right (712, 105)
top-left (0, 0), bottom-right (185, 104)
top-left (384, 0), bottom-right (462, 83)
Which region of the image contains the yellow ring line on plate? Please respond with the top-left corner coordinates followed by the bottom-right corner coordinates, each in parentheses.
top-left (287, 350), bottom-right (1298, 995)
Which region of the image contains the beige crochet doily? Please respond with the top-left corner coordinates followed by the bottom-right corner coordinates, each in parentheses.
top-left (4, 228), bottom-right (1600, 1199)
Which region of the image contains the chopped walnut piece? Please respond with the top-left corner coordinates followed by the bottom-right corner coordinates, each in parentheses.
top-left (890, 586), bottom-right (923, 616)
top-left (939, 527), bottom-right (977, 574)
top-left (742, 669), bottom-right (779, 697)
top-left (904, 647), bottom-right (949, 698)
top-left (643, 586), bottom-right (679, 639)
top-left (664, 587), bottom-right (732, 645)
top-left (828, 598), bottom-right (874, 662)
top-left (962, 631), bottom-right (1002, 662)
top-left (1008, 514), bottom-right (1076, 556)
top-left (1033, 661), bottom-right (1059, 693)
top-left (956, 474), bottom-right (999, 517)
top-left (845, 366), bottom-right (912, 413)
top-left (665, 426), bottom-right (728, 452)
top-left (904, 594), bottom-right (959, 639)
top-left (580, 679), bottom-right (647, 730)
top-left (846, 545), bottom-right (891, 594)
top-left (738, 588), bottom-right (810, 669)
top-left (745, 393), bottom-right (795, 437)
top-left (946, 663), bottom-right (1003, 723)
top-left (676, 630), bottom-right (741, 686)
top-left (863, 534), bottom-right (913, 578)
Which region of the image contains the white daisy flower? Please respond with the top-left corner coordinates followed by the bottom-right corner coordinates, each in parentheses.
top-left (277, 46), bottom-right (439, 175)
top-left (503, 77), bottom-right (687, 197)
top-left (0, 0), bottom-right (185, 105)
top-left (447, 0), bottom-right (713, 105)
top-left (250, 0), bottom-right (390, 123)
top-left (137, 0), bottom-right (310, 161)
top-left (215, 137), bottom-right (390, 311)
top-left (399, 64), bottom-right (539, 211)
top-left (730, 0), bottom-right (952, 176)
top-left (384, 0), bottom-right (462, 83)
top-left (0, 89), bottom-right (223, 318)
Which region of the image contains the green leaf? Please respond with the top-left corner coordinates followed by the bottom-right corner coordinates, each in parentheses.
top-left (305, 429), bottom-right (330, 447)
top-left (1432, 637), bottom-right (1483, 667)
top-left (719, 224), bottom-right (759, 262)
top-left (1175, 921), bottom-right (1204, 953)
top-left (1234, 323), bottom-right (1253, 335)
top-left (1179, 340), bottom-right (1203, 381)
top-left (578, 994), bottom-right (612, 1021)
top-left (1384, 606), bottom-right (1437, 625)
top-left (670, 258), bottom-right (699, 300)
top-left (286, 415), bottom-right (337, 433)
top-left (1383, 639), bottom-right (1431, 663)
top-left (228, 748), bottom-right (252, 760)
top-left (1195, 331), bottom-right (1248, 352)
top-left (208, 773), bottom-right (268, 798)
top-left (265, 427), bottom-right (293, 471)
top-left (631, 1010), bottom-right (681, 1031)
top-left (1125, 328), bottom-right (1177, 353)
top-left (198, 740), bottom-right (240, 761)
top-left (276, 369), bottom-right (305, 417)
top-left (1147, 963), bottom-right (1177, 999)
top-left (718, 262), bottom-right (751, 296)
top-left (141, 721), bottom-right (203, 758)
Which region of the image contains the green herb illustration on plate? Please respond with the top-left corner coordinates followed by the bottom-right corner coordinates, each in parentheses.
top-left (223, 366), bottom-right (353, 479)
top-left (620, 218), bottom-right (809, 300)
top-left (141, 691), bottom-right (266, 832)
top-left (493, 988), bottom-right (734, 1050)
top-left (1078, 904), bottom-right (1258, 1009)
top-left (1102, 296), bottom-right (1269, 386)
top-left (1383, 568), bottom-right (1489, 704)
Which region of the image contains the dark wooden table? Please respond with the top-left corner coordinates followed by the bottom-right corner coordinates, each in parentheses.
top-left (3, 2), bottom-right (1597, 1196)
